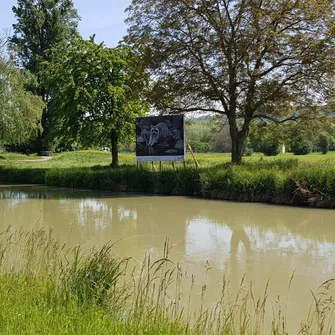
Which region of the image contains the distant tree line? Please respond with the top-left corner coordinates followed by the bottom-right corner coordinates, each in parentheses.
top-left (183, 118), bottom-right (335, 156)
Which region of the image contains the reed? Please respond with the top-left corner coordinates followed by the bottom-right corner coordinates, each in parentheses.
top-left (1, 151), bottom-right (335, 208)
top-left (0, 227), bottom-right (333, 334)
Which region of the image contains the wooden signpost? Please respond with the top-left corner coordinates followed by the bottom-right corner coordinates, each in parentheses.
top-left (186, 139), bottom-right (200, 169)
top-left (137, 139), bottom-right (199, 171)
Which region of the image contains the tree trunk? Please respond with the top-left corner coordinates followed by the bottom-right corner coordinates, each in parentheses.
top-left (230, 125), bottom-right (248, 164)
top-left (231, 136), bottom-right (245, 164)
top-left (36, 129), bottom-right (44, 155)
top-left (37, 91), bottom-right (48, 155)
top-left (229, 113), bottom-right (251, 164)
top-left (110, 129), bottom-right (119, 168)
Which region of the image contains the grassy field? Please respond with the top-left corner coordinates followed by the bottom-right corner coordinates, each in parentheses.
top-left (1, 150), bottom-right (335, 167)
top-left (0, 152), bottom-right (39, 161)
top-left (1, 150), bottom-right (335, 208)
top-left (0, 227), bottom-right (332, 335)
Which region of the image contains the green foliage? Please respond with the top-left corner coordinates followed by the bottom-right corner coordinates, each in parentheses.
top-left (11, 0), bottom-right (80, 151)
top-left (0, 228), bottom-right (189, 334)
top-left (64, 245), bottom-right (125, 306)
top-left (243, 146), bottom-right (254, 157)
top-left (0, 152), bottom-right (37, 160)
top-left (189, 141), bottom-right (212, 153)
top-left (318, 133), bottom-right (331, 154)
top-left (2, 150), bottom-right (335, 207)
top-left (242, 137), bottom-right (253, 156)
top-left (11, 0), bottom-right (80, 73)
top-left (186, 120), bottom-right (234, 153)
top-left (186, 120), bottom-right (217, 152)
top-left (201, 166), bottom-right (281, 199)
top-left (0, 166), bottom-right (46, 184)
top-left (186, 121), bottom-right (212, 143)
top-left (0, 56), bottom-right (44, 145)
top-left (126, 0), bottom-right (335, 163)
top-left (211, 125), bottom-right (231, 153)
top-left (43, 37), bottom-right (149, 165)
top-left (0, 225), bottom-right (333, 334)
top-left (291, 137), bottom-right (313, 155)
top-left (249, 124), bottom-right (282, 156)
top-left (262, 144), bottom-right (280, 156)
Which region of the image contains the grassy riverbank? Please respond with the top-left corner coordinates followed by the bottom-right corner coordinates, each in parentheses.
top-left (0, 227), bottom-right (332, 335)
top-left (1, 151), bottom-right (335, 208)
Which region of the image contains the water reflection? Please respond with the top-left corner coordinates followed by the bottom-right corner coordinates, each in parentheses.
top-left (1, 185), bottom-right (334, 332)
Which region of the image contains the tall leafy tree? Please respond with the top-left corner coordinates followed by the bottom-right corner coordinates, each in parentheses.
top-left (43, 37), bottom-right (148, 167)
top-left (11, 0), bottom-right (80, 152)
top-left (126, 0), bottom-right (335, 163)
top-left (0, 35), bottom-right (44, 145)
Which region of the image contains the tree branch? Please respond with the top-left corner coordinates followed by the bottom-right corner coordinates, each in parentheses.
top-left (253, 114), bottom-right (300, 123)
top-left (164, 106), bottom-right (226, 115)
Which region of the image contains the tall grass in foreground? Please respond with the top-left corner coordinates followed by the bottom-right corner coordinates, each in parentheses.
top-left (0, 227), bottom-right (333, 334)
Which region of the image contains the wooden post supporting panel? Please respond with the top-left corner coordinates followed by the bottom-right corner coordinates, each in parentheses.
top-left (186, 139), bottom-right (200, 168)
top-left (152, 161), bottom-right (157, 172)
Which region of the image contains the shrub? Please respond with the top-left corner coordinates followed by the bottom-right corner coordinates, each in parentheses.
top-left (318, 133), bottom-right (330, 154)
top-left (291, 139), bottom-right (313, 155)
top-left (261, 143), bottom-right (280, 156)
top-left (189, 141), bottom-right (212, 153)
top-left (243, 146), bottom-right (254, 156)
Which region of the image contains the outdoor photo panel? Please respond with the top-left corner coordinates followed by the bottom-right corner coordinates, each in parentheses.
top-left (136, 115), bottom-right (185, 162)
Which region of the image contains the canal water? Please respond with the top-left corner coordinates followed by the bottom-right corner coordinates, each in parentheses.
top-left (1, 185), bottom-right (334, 332)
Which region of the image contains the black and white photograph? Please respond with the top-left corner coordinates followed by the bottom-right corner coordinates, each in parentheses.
top-left (136, 115), bottom-right (185, 162)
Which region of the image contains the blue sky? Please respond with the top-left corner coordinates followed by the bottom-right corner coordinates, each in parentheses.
top-left (0, 0), bottom-right (132, 47)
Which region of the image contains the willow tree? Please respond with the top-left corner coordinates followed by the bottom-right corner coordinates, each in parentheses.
top-left (0, 35), bottom-right (44, 145)
top-left (126, 0), bottom-right (335, 163)
top-left (43, 37), bottom-right (148, 167)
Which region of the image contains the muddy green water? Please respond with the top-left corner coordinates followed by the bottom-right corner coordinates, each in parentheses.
top-left (1, 185), bottom-right (334, 332)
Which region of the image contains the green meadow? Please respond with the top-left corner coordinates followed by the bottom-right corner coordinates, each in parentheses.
top-left (2, 150), bottom-right (335, 167)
